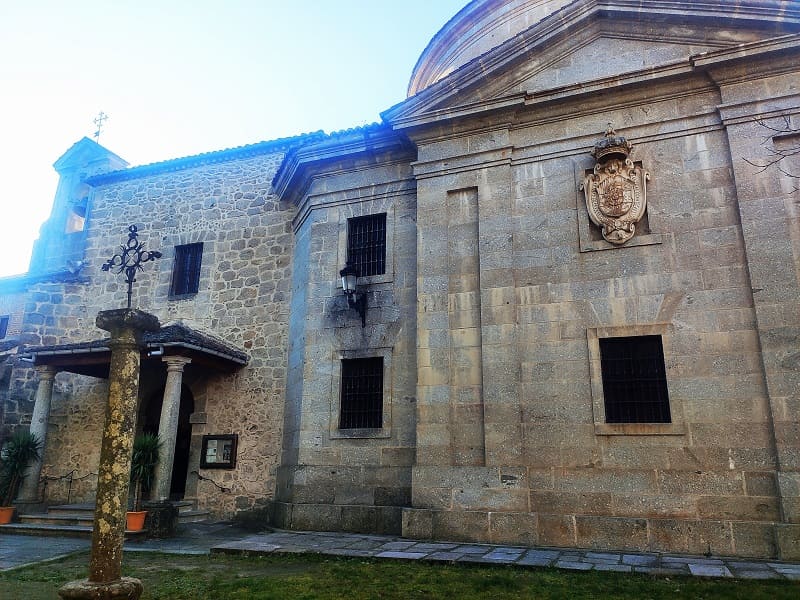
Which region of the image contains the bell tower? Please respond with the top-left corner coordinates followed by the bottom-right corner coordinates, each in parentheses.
top-left (28, 137), bottom-right (128, 275)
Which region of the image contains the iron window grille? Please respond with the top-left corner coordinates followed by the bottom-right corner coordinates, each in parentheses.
top-left (0, 315), bottom-right (8, 339)
top-left (170, 243), bottom-right (203, 297)
top-left (340, 357), bottom-right (383, 429)
top-left (347, 213), bottom-right (386, 277)
top-left (599, 335), bottom-right (671, 423)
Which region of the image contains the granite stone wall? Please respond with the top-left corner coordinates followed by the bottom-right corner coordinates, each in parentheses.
top-left (5, 150), bottom-right (294, 515)
top-left (273, 145), bottom-right (419, 534)
top-left (403, 61), bottom-right (799, 558)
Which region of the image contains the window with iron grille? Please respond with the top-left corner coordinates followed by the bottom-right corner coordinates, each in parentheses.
top-left (347, 213), bottom-right (386, 277)
top-left (340, 357), bottom-right (383, 429)
top-left (599, 335), bottom-right (671, 423)
top-left (0, 315), bottom-right (8, 339)
top-left (170, 243), bottom-right (203, 297)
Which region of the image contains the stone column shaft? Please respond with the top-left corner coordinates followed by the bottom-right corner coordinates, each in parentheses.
top-left (86, 309), bottom-right (159, 586)
top-left (19, 365), bottom-right (57, 502)
top-left (152, 356), bottom-right (191, 502)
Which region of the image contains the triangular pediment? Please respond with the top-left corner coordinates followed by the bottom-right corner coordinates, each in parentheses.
top-left (504, 34), bottom-right (720, 96)
top-left (384, 0), bottom-right (800, 127)
top-left (53, 137), bottom-right (128, 173)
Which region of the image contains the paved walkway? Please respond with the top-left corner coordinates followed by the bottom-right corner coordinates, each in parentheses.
top-left (0, 535), bottom-right (89, 570)
top-left (212, 529), bottom-right (800, 580)
top-left (0, 522), bottom-right (237, 570)
top-left (2, 522), bottom-right (800, 581)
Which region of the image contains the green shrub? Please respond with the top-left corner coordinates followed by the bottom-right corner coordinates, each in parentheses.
top-left (0, 430), bottom-right (42, 506)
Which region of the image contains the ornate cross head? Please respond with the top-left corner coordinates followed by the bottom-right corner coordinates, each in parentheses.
top-left (101, 225), bottom-right (162, 309)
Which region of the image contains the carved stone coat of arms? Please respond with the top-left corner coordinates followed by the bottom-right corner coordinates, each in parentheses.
top-left (582, 127), bottom-right (649, 245)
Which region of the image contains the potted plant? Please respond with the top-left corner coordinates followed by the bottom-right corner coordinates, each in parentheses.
top-left (127, 433), bottom-right (161, 531)
top-left (0, 430), bottom-right (42, 524)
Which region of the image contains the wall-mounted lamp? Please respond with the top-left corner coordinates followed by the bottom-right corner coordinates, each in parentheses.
top-left (339, 262), bottom-right (366, 327)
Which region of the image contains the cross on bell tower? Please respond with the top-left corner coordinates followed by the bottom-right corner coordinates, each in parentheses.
top-left (93, 111), bottom-right (108, 141)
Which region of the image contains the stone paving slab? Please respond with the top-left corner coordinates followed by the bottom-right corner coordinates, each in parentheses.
top-left (3, 523), bottom-right (800, 582)
top-left (622, 554), bottom-right (658, 566)
top-left (585, 552), bottom-right (622, 561)
top-left (323, 548), bottom-right (376, 558)
top-left (456, 545), bottom-right (494, 554)
top-left (688, 564), bottom-right (733, 577)
top-left (524, 549), bottom-right (561, 560)
top-left (736, 570), bottom-right (780, 579)
top-left (426, 552), bottom-right (466, 562)
top-left (594, 563), bottom-right (633, 573)
top-left (556, 560), bottom-right (594, 570)
top-left (517, 557), bottom-right (555, 567)
top-left (375, 551), bottom-right (429, 560)
top-left (728, 561), bottom-right (771, 570)
top-left (379, 541), bottom-right (418, 551)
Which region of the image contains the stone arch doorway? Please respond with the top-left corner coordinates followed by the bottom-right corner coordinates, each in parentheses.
top-left (139, 384), bottom-right (195, 499)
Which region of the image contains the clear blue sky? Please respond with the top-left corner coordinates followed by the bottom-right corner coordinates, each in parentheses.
top-left (0, 1), bottom-right (467, 277)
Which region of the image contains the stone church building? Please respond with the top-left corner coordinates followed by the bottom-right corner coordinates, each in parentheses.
top-left (1, 0), bottom-right (799, 559)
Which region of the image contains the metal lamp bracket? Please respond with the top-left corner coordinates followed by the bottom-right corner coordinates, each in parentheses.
top-left (346, 291), bottom-right (367, 327)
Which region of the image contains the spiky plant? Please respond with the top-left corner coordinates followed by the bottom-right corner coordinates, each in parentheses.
top-left (130, 433), bottom-right (161, 512)
top-left (0, 430), bottom-right (42, 507)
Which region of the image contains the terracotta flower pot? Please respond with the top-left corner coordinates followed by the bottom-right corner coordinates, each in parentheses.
top-left (126, 510), bottom-right (147, 531)
top-left (0, 506), bottom-right (15, 525)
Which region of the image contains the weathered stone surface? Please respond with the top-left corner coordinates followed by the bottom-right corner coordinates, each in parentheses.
top-left (731, 522), bottom-right (778, 558)
top-left (402, 508), bottom-right (434, 540)
top-left (648, 519), bottom-right (733, 556)
top-left (776, 524), bottom-right (800, 561)
top-left (89, 310), bottom-right (158, 583)
top-left (5, 150), bottom-right (297, 517)
top-left (58, 577), bottom-right (143, 600)
top-left (575, 516), bottom-right (648, 552)
top-left (432, 510), bottom-right (489, 543)
top-left (489, 511), bottom-right (538, 546)
top-left (142, 501), bottom-right (178, 538)
top-left (537, 514), bottom-right (576, 548)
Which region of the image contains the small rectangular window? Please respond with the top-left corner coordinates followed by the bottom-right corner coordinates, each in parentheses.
top-left (170, 243), bottom-right (203, 297)
top-left (0, 316), bottom-right (9, 339)
top-left (599, 335), bottom-right (671, 423)
top-left (347, 213), bottom-right (386, 277)
top-left (340, 357), bottom-right (383, 429)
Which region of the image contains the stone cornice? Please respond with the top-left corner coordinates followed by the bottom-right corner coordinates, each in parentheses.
top-left (388, 34), bottom-right (800, 134)
top-left (291, 177), bottom-right (416, 232)
top-left (0, 269), bottom-right (88, 294)
top-left (412, 147), bottom-right (513, 179)
top-left (408, 0), bottom-right (558, 96)
top-left (86, 131), bottom-right (326, 186)
top-left (717, 94), bottom-right (800, 125)
top-left (691, 33), bottom-right (800, 87)
top-left (271, 124), bottom-right (415, 207)
top-left (386, 0), bottom-right (800, 130)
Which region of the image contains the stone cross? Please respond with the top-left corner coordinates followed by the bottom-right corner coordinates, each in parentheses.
top-left (102, 225), bottom-right (162, 309)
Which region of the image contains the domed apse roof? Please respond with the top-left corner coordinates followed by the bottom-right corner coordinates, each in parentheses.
top-left (407, 0), bottom-right (576, 97)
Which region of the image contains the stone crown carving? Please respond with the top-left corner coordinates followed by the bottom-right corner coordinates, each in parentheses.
top-left (582, 126), bottom-right (649, 245)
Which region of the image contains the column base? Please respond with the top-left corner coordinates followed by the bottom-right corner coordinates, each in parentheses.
top-left (58, 577), bottom-right (143, 600)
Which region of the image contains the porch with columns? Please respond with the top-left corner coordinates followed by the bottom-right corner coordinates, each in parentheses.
top-left (14, 324), bottom-right (247, 510)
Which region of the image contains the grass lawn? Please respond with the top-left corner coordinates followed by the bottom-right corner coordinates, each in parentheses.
top-left (1, 551), bottom-right (797, 599)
